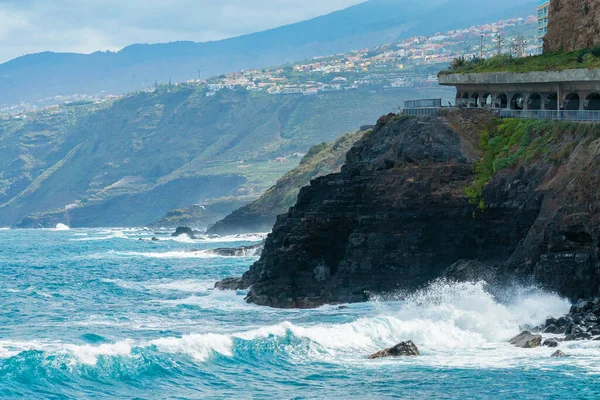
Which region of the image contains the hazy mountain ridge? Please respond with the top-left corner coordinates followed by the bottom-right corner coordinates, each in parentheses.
top-left (0, 0), bottom-right (535, 106)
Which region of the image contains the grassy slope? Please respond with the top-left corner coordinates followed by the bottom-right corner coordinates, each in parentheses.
top-left (465, 118), bottom-right (600, 209)
top-left (1, 85), bottom-right (451, 227)
top-left (440, 49), bottom-right (600, 75)
top-left (206, 130), bottom-right (365, 235)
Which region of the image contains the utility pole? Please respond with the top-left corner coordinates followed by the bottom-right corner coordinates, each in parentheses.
top-left (494, 32), bottom-right (505, 56)
top-left (480, 29), bottom-right (485, 59)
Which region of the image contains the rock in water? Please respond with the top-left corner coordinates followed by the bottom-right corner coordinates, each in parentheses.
top-left (509, 331), bottom-right (542, 348)
top-left (214, 277), bottom-right (248, 291)
top-left (551, 350), bottom-right (567, 358)
top-left (368, 341), bottom-right (420, 359)
top-left (542, 338), bottom-right (560, 348)
top-left (171, 227), bottom-right (196, 239)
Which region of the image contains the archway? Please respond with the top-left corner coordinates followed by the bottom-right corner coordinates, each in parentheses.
top-left (527, 93), bottom-right (542, 110)
top-left (585, 93), bottom-right (600, 110)
top-left (495, 93), bottom-right (508, 109)
top-left (482, 93), bottom-right (493, 108)
top-left (510, 93), bottom-right (525, 110)
top-left (544, 93), bottom-right (558, 110)
top-left (462, 92), bottom-right (470, 107)
top-left (564, 93), bottom-right (580, 111)
top-left (470, 93), bottom-right (480, 108)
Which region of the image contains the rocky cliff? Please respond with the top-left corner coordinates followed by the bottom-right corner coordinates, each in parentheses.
top-left (207, 131), bottom-right (364, 235)
top-left (218, 110), bottom-right (600, 308)
top-left (544, 0), bottom-right (600, 52)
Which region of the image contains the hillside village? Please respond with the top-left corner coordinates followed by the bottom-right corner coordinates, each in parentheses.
top-left (1, 15), bottom-right (536, 118)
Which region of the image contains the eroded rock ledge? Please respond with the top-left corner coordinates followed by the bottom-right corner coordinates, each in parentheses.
top-left (218, 110), bottom-right (600, 308)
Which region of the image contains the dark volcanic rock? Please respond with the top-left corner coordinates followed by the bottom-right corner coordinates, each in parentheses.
top-left (214, 277), bottom-right (247, 291)
top-left (220, 109), bottom-right (600, 309)
top-left (543, 338), bottom-right (560, 348)
top-left (551, 350), bottom-right (567, 358)
top-left (209, 243), bottom-right (264, 257)
top-left (172, 227), bottom-right (196, 239)
top-left (509, 331), bottom-right (542, 348)
top-left (227, 111), bottom-right (546, 308)
top-left (543, 324), bottom-right (562, 334)
top-left (368, 341), bottom-right (420, 359)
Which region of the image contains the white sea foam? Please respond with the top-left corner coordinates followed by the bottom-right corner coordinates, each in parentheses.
top-left (4, 280), bottom-right (599, 372)
top-left (55, 223), bottom-right (70, 231)
top-left (70, 231), bottom-right (128, 241)
top-left (0, 227), bottom-right (10, 230)
top-left (108, 249), bottom-right (258, 259)
top-left (103, 278), bottom-right (214, 293)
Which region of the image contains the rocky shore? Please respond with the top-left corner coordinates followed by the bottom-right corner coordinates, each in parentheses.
top-left (216, 109), bottom-right (600, 308)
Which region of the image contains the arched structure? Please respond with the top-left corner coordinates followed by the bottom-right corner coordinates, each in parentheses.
top-left (545, 93), bottom-right (558, 110)
top-left (527, 93), bottom-right (542, 110)
top-left (470, 93), bottom-right (479, 108)
top-left (482, 93), bottom-right (493, 108)
top-left (495, 93), bottom-right (508, 109)
top-left (510, 93), bottom-right (525, 110)
top-left (564, 93), bottom-right (580, 111)
top-left (585, 93), bottom-right (600, 110)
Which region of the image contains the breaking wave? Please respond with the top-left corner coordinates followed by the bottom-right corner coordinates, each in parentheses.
top-left (1, 280), bottom-right (579, 375)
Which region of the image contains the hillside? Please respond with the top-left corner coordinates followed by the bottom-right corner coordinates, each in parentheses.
top-left (205, 130), bottom-right (365, 235)
top-left (0, 0), bottom-right (536, 106)
top-left (1, 85), bottom-right (450, 228)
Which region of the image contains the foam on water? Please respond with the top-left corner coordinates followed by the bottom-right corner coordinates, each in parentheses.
top-left (1, 280), bottom-right (581, 370)
top-left (108, 250), bottom-right (244, 259)
top-left (54, 223), bottom-right (70, 231)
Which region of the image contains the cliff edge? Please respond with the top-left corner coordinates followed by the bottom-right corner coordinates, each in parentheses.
top-left (219, 110), bottom-right (600, 308)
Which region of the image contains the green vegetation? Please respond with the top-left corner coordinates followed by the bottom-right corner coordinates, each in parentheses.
top-left (207, 130), bottom-right (364, 234)
top-left (440, 48), bottom-right (600, 75)
top-left (2, 85), bottom-right (444, 227)
top-left (465, 119), bottom-right (600, 209)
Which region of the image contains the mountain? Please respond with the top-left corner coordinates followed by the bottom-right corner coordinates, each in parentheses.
top-left (205, 130), bottom-right (365, 235)
top-left (1, 85), bottom-right (450, 228)
top-left (0, 0), bottom-right (536, 106)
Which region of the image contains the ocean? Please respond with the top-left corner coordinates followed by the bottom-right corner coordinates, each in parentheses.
top-left (1, 227), bottom-right (600, 399)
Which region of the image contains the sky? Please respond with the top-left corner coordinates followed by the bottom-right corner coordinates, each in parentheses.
top-left (0, 0), bottom-right (365, 63)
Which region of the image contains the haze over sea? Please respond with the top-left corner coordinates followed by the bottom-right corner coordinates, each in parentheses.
top-left (1, 227), bottom-right (600, 399)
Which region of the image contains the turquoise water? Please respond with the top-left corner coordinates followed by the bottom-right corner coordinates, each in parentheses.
top-left (1, 227), bottom-right (600, 399)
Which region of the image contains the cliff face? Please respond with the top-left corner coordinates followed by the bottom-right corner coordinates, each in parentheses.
top-left (220, 110), bottom-right (600, 308)
top-left (207, 131), bottom-right (364, 235)
top-left (544, 0), bottom-right (600, 52)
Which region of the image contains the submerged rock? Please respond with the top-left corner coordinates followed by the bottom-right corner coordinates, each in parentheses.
top-left (542, 338), bottom-right (560, 348)
top-left (551, 350), bottom-right (567, 358)
top-left (509, 331), bottom-right (542, 348)
top-left (214, 277), bottom-right (248, 291)
top-left (209, 243), bottom-right (264, 257)
top-left (368, 341), bottom-right (420, 359)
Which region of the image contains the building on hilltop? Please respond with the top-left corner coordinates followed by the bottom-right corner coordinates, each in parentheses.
top-left (537, 1), bottom-right (550, 53)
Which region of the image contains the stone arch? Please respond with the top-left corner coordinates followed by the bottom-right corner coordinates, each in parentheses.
top-left (564, 93), bottom-right (580, 111)
top-left (527, 93), bottom-right (542, 110)
top-left (482, 93), bottom-right (493, 108)
top-left (495, 93), bottom-right (508, 109)
top-left (461, 92), bottom-right (469, 107)
top-left (470, 93), bottom-right (480, 108)
top-left (510, 93), bottom-right (525, 110)
top-left (544, 93), bottom-right (558, 110)
top-left (585, 93), bottom-right (600, 110)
